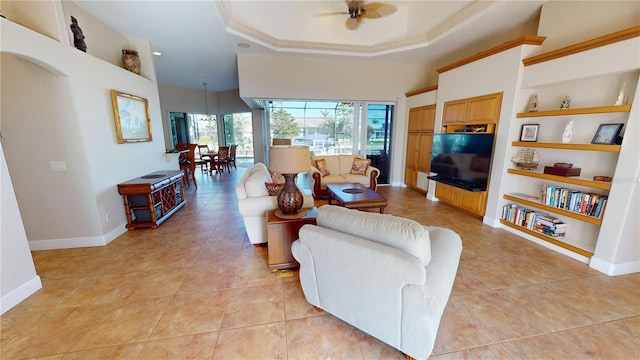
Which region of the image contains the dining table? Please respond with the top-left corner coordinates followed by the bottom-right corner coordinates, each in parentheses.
top-left (206, 151), bottom-right (220, 174)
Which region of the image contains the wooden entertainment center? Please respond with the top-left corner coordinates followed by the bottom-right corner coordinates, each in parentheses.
top-left (117, 170), bottom-right (186, 229)
top-left (435, 92), bottom-right (502, 217)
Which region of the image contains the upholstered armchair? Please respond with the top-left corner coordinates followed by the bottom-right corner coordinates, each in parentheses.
top-left (235, 163), bottom-right (314, 245)
top-left (292, 205), bottom-right (462, 360)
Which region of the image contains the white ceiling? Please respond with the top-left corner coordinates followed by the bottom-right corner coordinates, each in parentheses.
top-left (73, 0), bottom-right (545, 92)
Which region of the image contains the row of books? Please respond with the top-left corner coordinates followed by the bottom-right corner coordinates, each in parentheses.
top-left (541, 185), bottom-right (607, 219)
top-left (502, 204), bottom-right (566, 239)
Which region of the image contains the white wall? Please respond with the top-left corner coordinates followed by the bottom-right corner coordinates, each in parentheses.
top-left (1, 142), bottom-right (42, 315)
top-left (1, 9), bottom-right (168, 250)
top-left (237, 53), bottom-right (428, 184)
top-left (537, 1), bottom-right (640, 53)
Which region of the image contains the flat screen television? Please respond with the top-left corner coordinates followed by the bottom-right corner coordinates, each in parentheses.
top-left (428, 133), bottom-right (495, 191)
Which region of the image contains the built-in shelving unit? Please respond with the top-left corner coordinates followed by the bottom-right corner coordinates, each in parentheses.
top-left (511, 142), bottom-right (621, 152)
top-left (516, 104), bottom-right (631, 118)
top-left (501, 26), bottom-right (638, 263)
top-left (507, 169), bottom-right (612, 190)
top-left (503, 194), bottom-right (602, 225)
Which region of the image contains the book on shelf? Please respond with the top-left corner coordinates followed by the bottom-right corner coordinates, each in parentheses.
top-left (508, 192), bottom-right (539, 200)
top-left (540, 185), bottom-right (607, 218)
top-left (502, 203), bottom-right (567, 238)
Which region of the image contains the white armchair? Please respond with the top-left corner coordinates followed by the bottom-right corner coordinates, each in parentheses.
top-left (292, 205), bottom-right (462, 359)
top-left (236, 163), bottom-right (314, 245)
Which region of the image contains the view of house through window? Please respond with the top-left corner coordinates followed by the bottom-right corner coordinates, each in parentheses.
top-left (267, 101), bottom-right (394, 184)
top-left (188, 113), bottom-right (219, 149)
top-left (223, 112), bottom-right (253, 165)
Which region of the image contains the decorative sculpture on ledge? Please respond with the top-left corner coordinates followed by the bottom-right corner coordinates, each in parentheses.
top-left (560, 96), bottom-right (572, 109)
top-left (562, 120), bottom-right (574, 143)
top-left (615, 83), bottom-right (627, 105)
top-left (70, 16), bottom-right (87, 52)
top-left (528, 94), bottom-right (539, 112)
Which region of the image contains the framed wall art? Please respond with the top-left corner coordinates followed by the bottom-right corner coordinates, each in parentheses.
top-left (111, 90), bottom-right (152, 143)
top-left (591, 123), bottom-right (623, 145)
top-left (519, 124), bottom-right (539, 142)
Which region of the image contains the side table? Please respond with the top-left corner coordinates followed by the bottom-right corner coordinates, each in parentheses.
top-left (266, 207), bottom-right (317, 271)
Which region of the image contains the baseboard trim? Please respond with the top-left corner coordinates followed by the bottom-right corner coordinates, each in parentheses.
top-left (589, 256), bottom-right (640, 276)
top-left (28, 223), bottom-right (127, 250)
top-left (1, 276), bottom-right (42, 315)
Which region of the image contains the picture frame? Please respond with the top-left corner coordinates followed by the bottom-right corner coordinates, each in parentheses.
top-left (111, 90), bottom-right (152, 143)
top-left (519, 124), bottom-right (539, 142)
top-left (591, 123), bottom-right (624, 145)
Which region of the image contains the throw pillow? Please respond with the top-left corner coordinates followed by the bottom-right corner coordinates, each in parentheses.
top-left (269, 170), bottom-right (285, 184)
top-left (350, 157), bottom-right (370, 176)
top-left (315, 159), bottom-right (330, 176)
top-left (265, 182), bottom-right (284, 196)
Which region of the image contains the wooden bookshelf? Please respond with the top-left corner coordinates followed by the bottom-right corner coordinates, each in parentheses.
top-left (503, 194), bottom-right (602, 225)
top-left (507, 169), bottom-right (612, 190)
top-left (511, 142), bottom-right (621, 152)
top-left (500, 220), bottom-right (593, 257)
top-left (516, 104), bottom-right (631, 118)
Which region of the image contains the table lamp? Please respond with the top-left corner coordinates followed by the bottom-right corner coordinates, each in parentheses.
top-left (269, 145), bottom-right (310, 218)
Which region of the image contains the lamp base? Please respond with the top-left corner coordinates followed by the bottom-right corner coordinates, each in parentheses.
top-left (275, 209), bottom-right (308, 219)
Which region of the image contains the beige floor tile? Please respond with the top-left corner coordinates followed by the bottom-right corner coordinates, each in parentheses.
top-left (286, 315), bottom-right (404, 359)
top-left (213, 323), bottom-right (286, 359)
top-left (139, 332), bottom-right (218, 360)
top-left (70, 297), bottom-right (172, 351)
top-left (178, 262), bottom-right (238, 294)
top-left (219, 284), bottom-right (284, 329)
top-left (283, 281), bottom-right (325, 320)
top-left (1, 305), bottom-right (114, 359)
top-left (62, 343), bottom-right (145, 360)
top-left (150, 291), bottom-right (228, 340)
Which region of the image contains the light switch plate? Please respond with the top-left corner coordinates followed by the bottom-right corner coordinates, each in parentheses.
top-left (49, 161), bottom-right (67, 172)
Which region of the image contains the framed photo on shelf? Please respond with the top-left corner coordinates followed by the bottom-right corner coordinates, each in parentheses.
top-left (591, 123), bottom-right (624, 145)
top-left (111, 90), bottom-right (152, 143)
top-left (519, 124), bottom-right (539, 142)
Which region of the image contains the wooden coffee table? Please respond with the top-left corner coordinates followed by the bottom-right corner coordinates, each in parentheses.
top-left (326, 183), bottom-right (388, 213)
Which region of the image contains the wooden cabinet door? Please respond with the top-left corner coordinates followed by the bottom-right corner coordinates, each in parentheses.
top-left (457, 190), bottom-right (488, 216)
top-left (420, 105), bottom-right (436, 132)
top-left (404, 167), bottom-right (417, 188)
top-left (434, 183), bottom-right (458, 203)
top-left (467, 93), bottom-right (502, 124)
top-left (417, 134), bottom-right (433, 172)
top-left (406, 132), bottom-right (419, 168)
top-left (443, 100), bottom-right (468, 125)
top-left (408, 108), bottom-right (423, 132)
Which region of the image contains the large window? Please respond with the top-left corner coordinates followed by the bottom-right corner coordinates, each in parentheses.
top-left (189, 113), bottom-right (218, 148)
top-left (222, 112), bottom-right (253, 164)
top-left (267, 100), bottom-right (394, 184)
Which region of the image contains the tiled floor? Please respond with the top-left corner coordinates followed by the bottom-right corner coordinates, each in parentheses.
top-left (2, 167), bottom-right (638, 359)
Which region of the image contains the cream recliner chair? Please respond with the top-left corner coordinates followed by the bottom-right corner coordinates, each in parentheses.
top-left (292, 205), bottom-right (462, 359)
top-left (236, 163), bottom-right (314, 245)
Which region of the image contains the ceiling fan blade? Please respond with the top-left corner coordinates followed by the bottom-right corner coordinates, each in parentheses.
top-left (314, 11), bottom-right (349, 17)
top-left (345, 17), bottom-right (358, 30)
top-left (362, 2), bottom-right (397, 19)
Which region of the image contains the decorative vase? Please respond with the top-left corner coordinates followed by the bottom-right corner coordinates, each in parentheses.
top-left (122, 49), bottom-right (141, 74)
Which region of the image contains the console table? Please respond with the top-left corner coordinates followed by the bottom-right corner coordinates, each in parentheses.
top-left (117, 170), bottom-right (186, 229)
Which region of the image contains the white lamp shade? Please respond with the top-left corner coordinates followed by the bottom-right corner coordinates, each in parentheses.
top-left (269, 146), bottom-right (310, 174)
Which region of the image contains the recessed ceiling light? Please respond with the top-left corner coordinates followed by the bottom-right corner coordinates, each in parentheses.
top-left (152, 51), bottom-right (162, 56)
top-left (237, 43), bottom-right (250, 48)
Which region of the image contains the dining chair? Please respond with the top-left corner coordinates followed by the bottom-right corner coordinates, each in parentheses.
top-left (212, 146), bottom-right (230, 173)
top-left (195, 144), bottom-right (210, 173)
top-left (229, 144), bottom-right (237, 169)
top-left (177, 143), bottom-right (197, 188)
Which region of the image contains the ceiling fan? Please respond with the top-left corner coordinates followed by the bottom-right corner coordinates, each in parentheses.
top-left (322, 1), bottom-right (397, 30)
